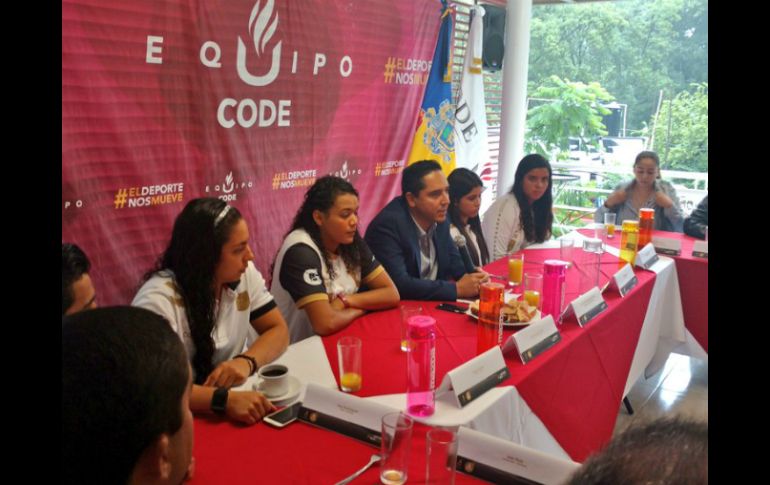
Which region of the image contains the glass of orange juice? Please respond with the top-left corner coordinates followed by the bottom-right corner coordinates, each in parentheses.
top-left (604, 213), bottom-right (616, 238)
top-left (508, 253), bottom-right (524, 287)
top-left (523, 272), bottom-right (543, 310)
top-left (337, 336), bottom-right (362, 392)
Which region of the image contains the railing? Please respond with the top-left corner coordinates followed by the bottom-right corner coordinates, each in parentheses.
top-left (548, 162), bottom-right (707, 235)
top-left (482, 128), bottom-right (707, 235)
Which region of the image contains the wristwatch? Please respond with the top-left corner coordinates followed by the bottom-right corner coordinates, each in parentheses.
top-left (211, 387), bottom-right (229, 415)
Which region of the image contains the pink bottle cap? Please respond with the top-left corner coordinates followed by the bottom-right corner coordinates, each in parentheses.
top-left (407, 315), bottom-right (436, 329)
top-left (544, 259), bottom-right (568, 276)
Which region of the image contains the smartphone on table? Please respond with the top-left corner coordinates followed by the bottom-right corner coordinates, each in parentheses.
top-left (436, 302), bottom-right (468, 314)
top-left (263, 400), bottom-right (302, 428)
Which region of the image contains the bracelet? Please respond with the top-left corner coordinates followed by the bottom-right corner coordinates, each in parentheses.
top-left (337, 293), bottom-right (350, 309)
top-left (233, 354), bottom-right (258, 376)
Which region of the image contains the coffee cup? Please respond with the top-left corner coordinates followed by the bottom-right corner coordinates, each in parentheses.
top-left (256, 364), bottom-right (289, 398)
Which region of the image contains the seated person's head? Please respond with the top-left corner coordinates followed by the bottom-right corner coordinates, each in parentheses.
top-left (512, 154), bottom-right (552, 205)
top-left (62, 242), bottom-right (97, 315)
top-left (448, 167), bottom-right (485, 224)
top-left (292, 175), bottom-right (361, 250)
top-left (633, 150), bottom-right (662, 188)
top-left (62, 306), bottom-right (193, 484)
top-left (401, 160), bottom-right (449, 227)
top-left (161, 198), bottom-right (251, 289)
top-left (566, 417), bottom-right (707, 484)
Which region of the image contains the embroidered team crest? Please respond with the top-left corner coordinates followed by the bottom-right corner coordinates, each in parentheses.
top-left (303, 268), bottom-right (322, 285)
top-left (236, 291), bottom-right (250, 311)
top-left (165, 281), bottom-right (184, 307)
top-left (423, 99), bottom-right (454, 163)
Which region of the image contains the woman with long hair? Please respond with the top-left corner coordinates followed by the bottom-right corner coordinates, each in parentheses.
top-left (133, 198), bottom-right (289, 425)
top-left (595, 150), bottom-right (683, 232)
top-left (447, 168), bottom-right (490, 267)
top-left (271, 176), bottom-right (399, 343)
top-left (481, 154), bottom-right (554, 260)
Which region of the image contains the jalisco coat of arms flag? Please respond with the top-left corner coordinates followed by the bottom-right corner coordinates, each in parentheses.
top-left (407, 0), bottom-right (455, 174)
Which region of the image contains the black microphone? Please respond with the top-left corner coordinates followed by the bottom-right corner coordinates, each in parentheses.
top-left (454, 234), bottom-right (476, 273)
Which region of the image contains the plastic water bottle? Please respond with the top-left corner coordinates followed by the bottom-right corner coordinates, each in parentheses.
top-left (406, 315), bottom-right (436, 417)
top-left (638, 208), bottom-right (655, 248)
top-left (619, 220), bottom-right (640, 268)
top-left (477, 281), bottom-right (505, 355)
top-left (579, 238), bottom-right (604, 295)
top-left (542, 260), bottom-right (568, 323)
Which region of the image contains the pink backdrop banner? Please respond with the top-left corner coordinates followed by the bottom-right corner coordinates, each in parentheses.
top-left (63, 0), bottom-right (441, 305)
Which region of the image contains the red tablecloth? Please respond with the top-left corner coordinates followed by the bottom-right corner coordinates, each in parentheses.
top-left (578, 228), bottom-right (708, 352)
top-left (322, 248), bottom-right (656, 462)
top-left (192, 416), bottom-right (484, 484)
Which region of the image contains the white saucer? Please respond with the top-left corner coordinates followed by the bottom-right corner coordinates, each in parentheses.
top-left (253, 375), bottom-right (302, 404)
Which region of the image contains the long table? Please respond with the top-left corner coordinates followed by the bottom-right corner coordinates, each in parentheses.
top-left (192, 417), bottom-right (485, 484)
top-left (321, 247), bottom-right (656, 462)
top-left (578, 228), bottom-right (708, 353)
top-left (191, 245), bottom-right (662, 482)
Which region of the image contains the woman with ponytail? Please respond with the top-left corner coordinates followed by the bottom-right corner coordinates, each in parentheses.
top-left (271, 176), bottom-right (399, 343)
top-left (133, 198), bottom-right (289, 425)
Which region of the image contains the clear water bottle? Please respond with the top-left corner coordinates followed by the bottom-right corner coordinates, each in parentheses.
top-left (579, 238), bottom-right (604, 295)
top-left (406, 315), bottom-right (436, 417)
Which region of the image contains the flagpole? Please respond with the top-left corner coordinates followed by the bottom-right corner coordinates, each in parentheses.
top-left (497, 0), bottom-right (532, 197)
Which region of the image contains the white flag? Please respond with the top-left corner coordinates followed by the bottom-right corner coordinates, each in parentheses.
top-left (454, 6), bottom-right (494, 213)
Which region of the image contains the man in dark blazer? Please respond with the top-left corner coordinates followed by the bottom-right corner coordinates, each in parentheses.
top-left (365, 160), bottom-right (488, 301)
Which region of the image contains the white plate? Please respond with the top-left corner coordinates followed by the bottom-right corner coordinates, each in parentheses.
top-left (466, 307), bottom-right (542, 328)
top-left (252, 375), bottom-right (302, 405)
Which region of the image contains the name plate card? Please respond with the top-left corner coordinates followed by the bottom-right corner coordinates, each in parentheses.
top-left (436, 346), bottom-right (511, 407)
top-left (692, 240), bottom-right (708, 259)
top-left (298, 384), bottom-right (396, 447)
top-left (502, 315), bottom-right (561, 364)
top-left (652, 236), bottom-right (682, 256)
top-left (570, 287), bottom-right (608, 327)
top-left (634, 242), bottom-right (660, 269)
top-left (455, 427), bottom-right (580, 484)
top-left (612, 263), bottom-right (638, 297)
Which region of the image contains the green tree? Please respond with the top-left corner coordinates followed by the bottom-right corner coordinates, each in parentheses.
top-left (651, 83), bottom-right (708, 173)
top-left (528, 0), bottom-right (708, 136)
top-left (525, 76), bottom-right (613, 159)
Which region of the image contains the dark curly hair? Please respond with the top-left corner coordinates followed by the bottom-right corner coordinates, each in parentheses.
top-left (144, 198), bottom-right (242, 383)
top-left (280, 176), bottom-right (365, 282)
top-left (510, 154), bottom-right (554, 243)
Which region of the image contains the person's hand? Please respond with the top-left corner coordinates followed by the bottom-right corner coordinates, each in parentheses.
top-left (329, 294), bottom-right (345, 311)
top-left (654, 190), bottom-right (674, 209)
top-left (604, 189), bottom-right (626, 208)
top-left (474, 268), bottom-right (490, 284)
top-left (456, 272), bottom-right (488, 299)
top-left (203, 359), bottom-right (251, 388)
top-left (226, 390), bottom-right (276, 425)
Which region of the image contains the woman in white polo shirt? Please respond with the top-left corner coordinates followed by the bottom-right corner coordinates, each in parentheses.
top-left (133, 198), bottom-right (289, 425)
top-left (271, 176), bottom-right (399, 343)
